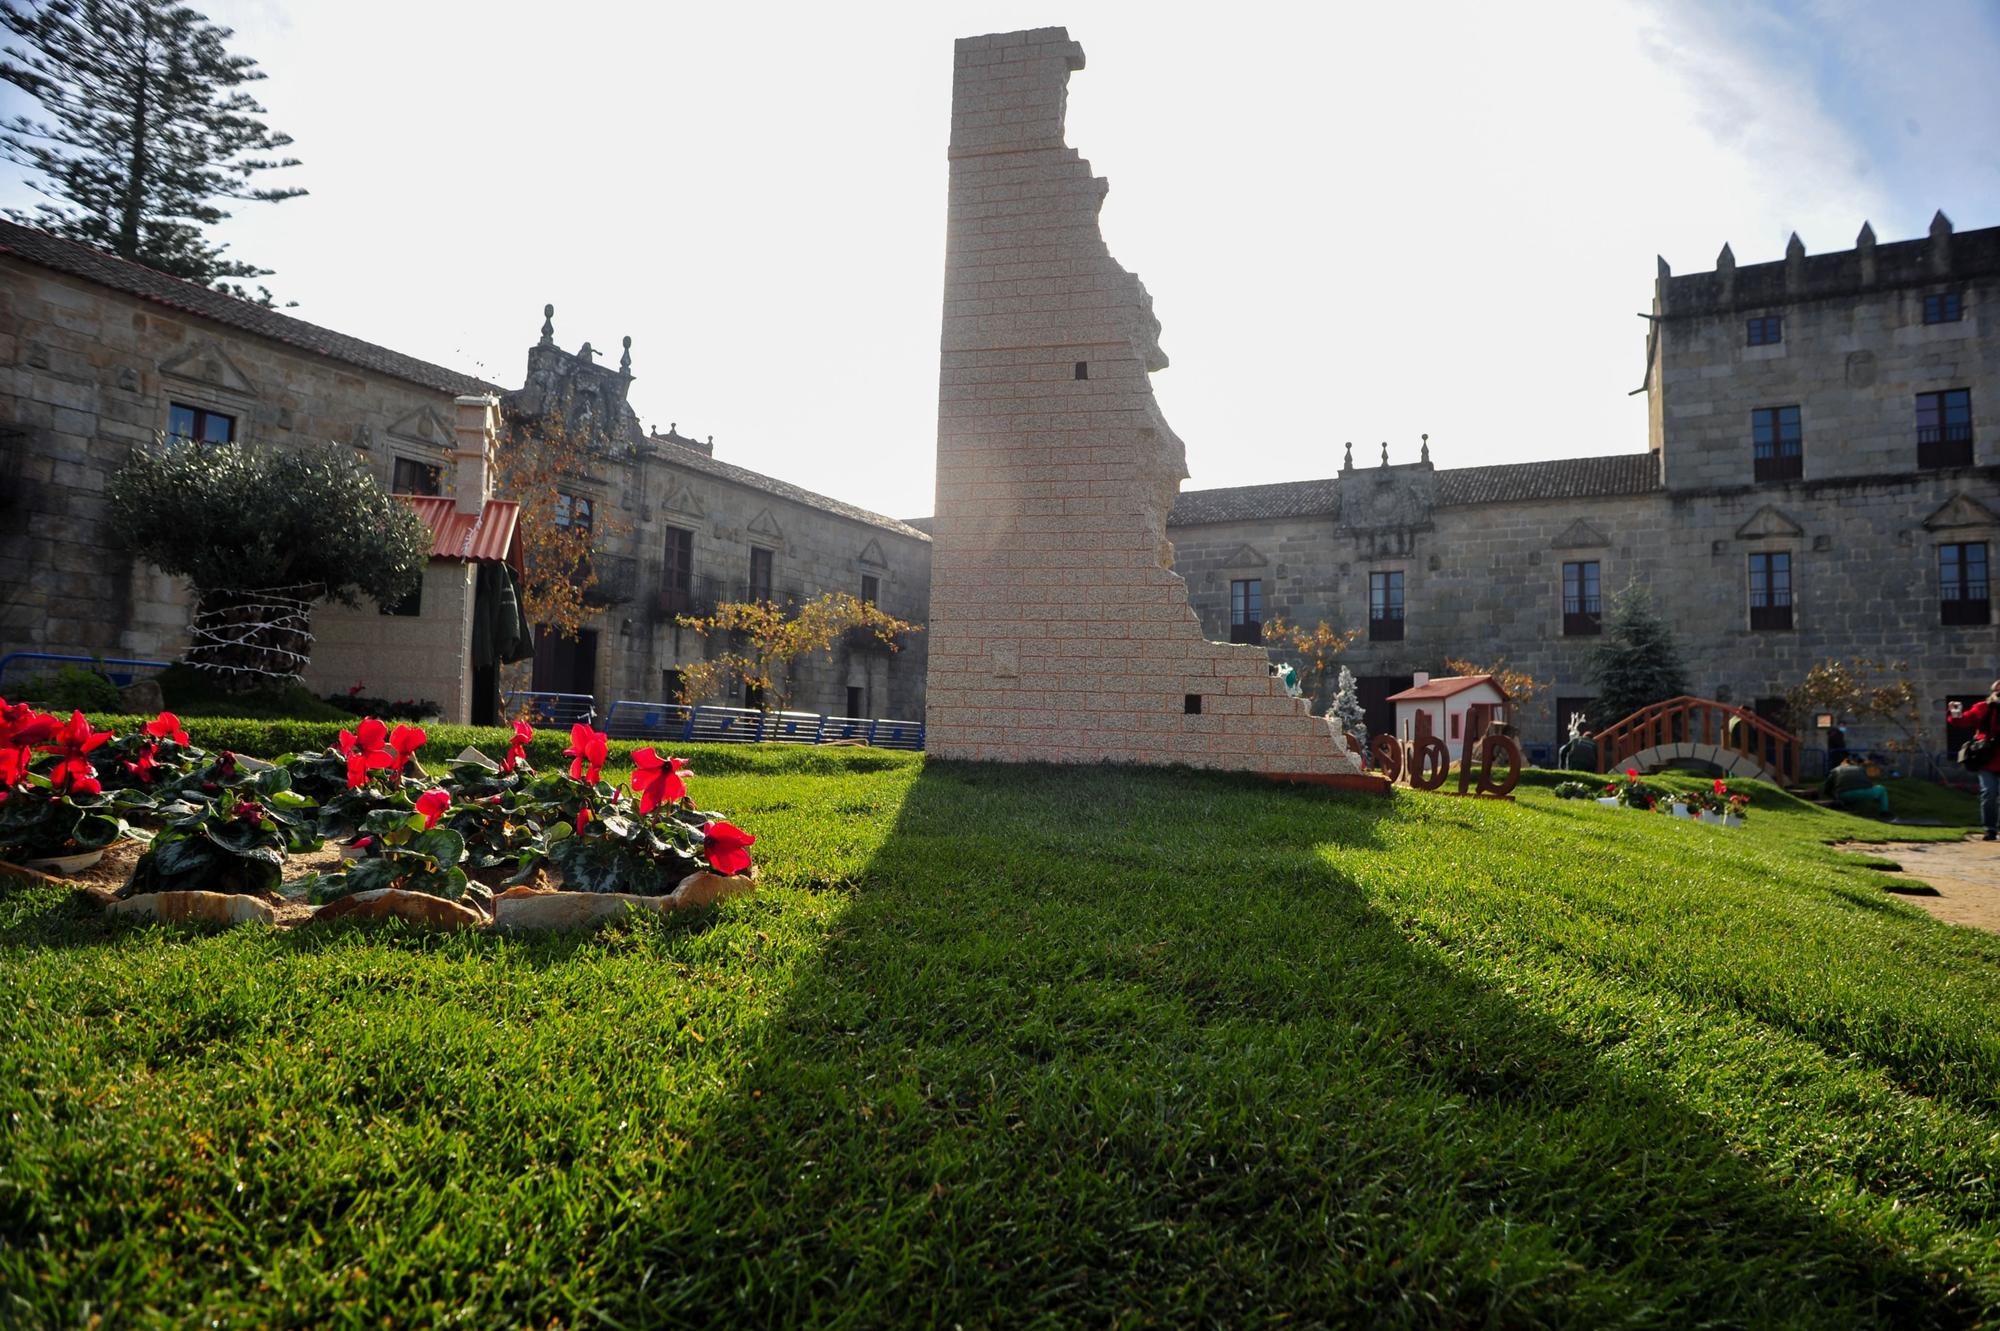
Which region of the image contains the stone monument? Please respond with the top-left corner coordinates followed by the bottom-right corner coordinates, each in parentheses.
top-left (927, 27), bottom-right (1366, 778)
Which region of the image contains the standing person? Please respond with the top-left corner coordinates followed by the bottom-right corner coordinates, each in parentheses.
top-left (1947, 682), bottom-right (2000, 841)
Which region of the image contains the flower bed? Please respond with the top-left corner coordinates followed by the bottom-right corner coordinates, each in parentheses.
top-left (1554, 770), bottom-right (1748, 826)
top-left (1, 700), bottom-right (758, 929)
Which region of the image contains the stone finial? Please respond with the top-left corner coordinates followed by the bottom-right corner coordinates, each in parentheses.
top-left (1656, 255), bottom-right (1670, 279)
top-left (1342, 441), bottom-right (1354, 471)
top-left (577, 341), bottom-right (595, 366)
top-left (1784, 232), bottom-right (1805, 294)
top-left (1856, 220), bottom-right (1876, 247)
top-left (1379, 441), bottom-right (1389, 467)
top-left (707, 434), bottom-right (714, 447)
top-left (1785, 231), bottom-right (1805, 260)
top-left (1420, 433), bottom-right (1430, 464)
top-left (539, 303), bottom-right (555, 346)
top-left (1929, 209), bottom-right (1953, 275)
top-left (1857, 221), bottom-right (1877, 284)
top-left (619, 335), bottom-right (632, 376)
top-left (1716, 242), bottom-right (1735, 271)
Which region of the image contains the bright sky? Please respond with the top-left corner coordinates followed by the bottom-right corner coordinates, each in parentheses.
top-left (4, 1), bottom-right (1997, 521)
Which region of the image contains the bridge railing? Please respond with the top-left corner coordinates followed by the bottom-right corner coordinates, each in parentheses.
top-left (600, 699), bottom-right (925, 751)
top-left (1594, 694), bottom-right (1798, 786)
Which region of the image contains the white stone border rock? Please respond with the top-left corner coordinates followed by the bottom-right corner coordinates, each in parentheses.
top-left (492, 871), bottom-right (756, 931)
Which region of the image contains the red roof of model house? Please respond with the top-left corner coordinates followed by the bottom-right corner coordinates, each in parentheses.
top-left (401, 496), bottom-right (525, 579)
top-left (1386, 674), bottom-right (1509, 703)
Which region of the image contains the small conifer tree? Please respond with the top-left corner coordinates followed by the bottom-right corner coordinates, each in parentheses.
top-left (1332, 665), bottom-right (1367, 749)
top-left (1587, 580), bottom-right (1689, 727)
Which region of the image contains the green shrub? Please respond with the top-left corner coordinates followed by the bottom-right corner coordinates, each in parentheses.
top-left (153, 664), bottom-right (353, 722)
top-left (9, 664), bottom-right (122, 713)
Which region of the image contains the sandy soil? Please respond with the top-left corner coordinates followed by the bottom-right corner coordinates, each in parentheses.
top-left (1835, 837), bottom-right (2000, 933)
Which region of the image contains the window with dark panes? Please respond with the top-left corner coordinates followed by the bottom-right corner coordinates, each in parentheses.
top-left (1916, 388), bottom-right (1973, 468)
top-left (1562, 560), bottom-right (1601, 635)
top-left (749, 546), bottom-right (774, 602)
top-left (661, 526), bottom-right (694, 612)
top-left (860, 574), bottom-right (879, 606)
top-left (1369, 570), bottom-right (1405, 641)
top-left (392, 457), bottom-right (441, 496)
top-left (167, 402), bottom-right (235, 445)
top-left (1749, 552), bottom-right (1792, 630)
top-left (1228, 578), bottom-right (1262, 644)
top-left (847, 685), bottom-right (865, 718)
top-left (1939, 542), bottom-right (1991, 626)
top-left (554, 493), bottom-right (594, 532)
top-left (1923, 291), bottom-right (1963, 324)
top-left (1751, 405), bottom-right (1802, 481)
top-left (1746, 315), bottom-right (1782, 346)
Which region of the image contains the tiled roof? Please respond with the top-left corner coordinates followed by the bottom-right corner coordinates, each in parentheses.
top-left (0, 219), bottom-right (498, 398)
top-left (1169, 453), bottom-right (1661, 525)
top-left (1387, 674), bottom-right (1504, 702)
top-left (1433, 452), bottom-right (1661, 507)
top-left (403, 496), bottom-right (523, 574)
top-left (648, 436), bottom-right (932, 542)
top-left (1168, 476), bottom-right (1341, 525)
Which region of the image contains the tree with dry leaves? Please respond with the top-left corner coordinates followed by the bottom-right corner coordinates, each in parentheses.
top-left (494, 408), bottom-right (625, 645)
top-left (1260, 617), bottom-right (1362, 710)
top-left (1445, 656), bottom-right (1547, 726)
top-left (674, 592), bottom-right (920, 712)
top-left (1784, 657), bottom-right (1924, 758)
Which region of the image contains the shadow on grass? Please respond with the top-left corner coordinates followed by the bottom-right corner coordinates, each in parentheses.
top-left (597, 761), bottom-right (1979, 1328)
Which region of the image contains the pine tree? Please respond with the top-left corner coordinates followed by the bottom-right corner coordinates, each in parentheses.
top-left (1332, 665), bottom-right (1368, 749)
top-left (1587, 580), bottom-right (1689, 727)
top-left (0, 0), bottom-right (305, 302)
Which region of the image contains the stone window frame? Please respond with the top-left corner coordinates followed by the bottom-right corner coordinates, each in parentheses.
top-left (1745, 314), bottom-right (1782, 346)
top-left (1915, 388), bottom-right (1974, 469)
top-left (163, 399), bottom-right (239, 446)
top-left (1560, 559), bottom-right (1603, 637)
top-left (1368, 568), bottom-right (1407, 642)
top-left (1227, 577), bottom-right (1262, 645)
top-left (391, 455), bottom-right (442, 496)
top-left (1747, 549), bottom-right (1795, 632)
top-left (1750, 404), bottom-right (1803, 482)
top-left (747, 544), bottom-right (776, 603)
top-left (1922, 291), bottom-right (1965, 325)
top-left (1937, 540), bottom-right (1991, 627)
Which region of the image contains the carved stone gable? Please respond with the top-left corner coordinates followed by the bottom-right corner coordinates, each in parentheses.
top-left (857, 537), bottom-right (889, 567)
top-left (386, 406), bottom-right (456, 453)
top-left (158, 340), bottom-right (256, 397)
top-left (1921, 493), bottom-right (2000, 531)
top-left (1734, 505), bottom-right (1804, 541)
top-left (661, 478), bottom-right (705, 518)
top-left (1221, 543), bottom-right (1268, 568)
top-left (747, 507), bottom-right (786, 541)
top-left (1551, 518), bottom-right (1609, 549)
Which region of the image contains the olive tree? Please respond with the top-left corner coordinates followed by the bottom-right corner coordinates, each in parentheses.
top-left (108, 440), bottom-right (429, 686)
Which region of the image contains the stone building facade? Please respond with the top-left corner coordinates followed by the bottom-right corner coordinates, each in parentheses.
top-left (0, 221), bottom-right (929, 724)
top-left (1170, 220), bottom-right (1998, 761)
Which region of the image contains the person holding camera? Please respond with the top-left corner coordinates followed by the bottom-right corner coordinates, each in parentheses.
top-left (1947, 682), bottom-right (2000, 841)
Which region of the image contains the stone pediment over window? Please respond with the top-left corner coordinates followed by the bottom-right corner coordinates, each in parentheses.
top-left (857, 537), bottom-right (889, 568)
top-left (158, 340), bottom-right (256, 398)
top-left (1734, 505), bottom-right (1804, 541)
top-left (1920, 493), bottom-right (1999, 531)
top-left (386, 405), bottom-right (456, 454)
top-left (661, 478), bottom-right (706, 518)
top-left (747, 507), bottom-right (786, 541)
top-left (1221, 543), bottom-right (1268, 568)
top-left (1550, 518), bottom-right (1609, 549)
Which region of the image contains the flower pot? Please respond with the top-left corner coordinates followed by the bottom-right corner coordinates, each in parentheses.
top-left (1699, 811), bottom-right (1723, 825)
top-left (1723, 815), bottom-right (1743, 829)
top-left (1596, 796), bottom-right (1621, 808)
top-left (1670, 803), bottom-right (1689, 818)
top-left (21, 847), bottom-right (107, 875)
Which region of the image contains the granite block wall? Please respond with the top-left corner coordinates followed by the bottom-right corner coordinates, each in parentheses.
top-left (927, 27), bottom-right (1356, 772)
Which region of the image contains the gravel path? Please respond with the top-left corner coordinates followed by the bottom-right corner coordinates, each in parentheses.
top-left (1836, 837), bottom-right (2000, 933)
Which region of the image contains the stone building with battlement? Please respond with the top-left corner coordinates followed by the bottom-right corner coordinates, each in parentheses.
top-left (0, 220), bottom-right (929, 725)
top-left (1169, 218), bottom-right (1998, 761)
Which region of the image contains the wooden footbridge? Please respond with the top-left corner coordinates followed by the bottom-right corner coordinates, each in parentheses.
top-left (1593, 695), bottom-right (1799, 787)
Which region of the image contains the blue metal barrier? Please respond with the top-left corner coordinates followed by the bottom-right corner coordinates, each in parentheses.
top-left (505, 691), bottom-right (596, 727)
top-left (601, 699), bottom-right (925, 750)
top-left (0, 652), bottom-right (171, 693)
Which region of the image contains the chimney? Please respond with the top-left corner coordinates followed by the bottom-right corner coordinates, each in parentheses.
top-left (451, 394), bottom-right (500, 516)
top-left (1411, 670), bottom-right (1430, 689)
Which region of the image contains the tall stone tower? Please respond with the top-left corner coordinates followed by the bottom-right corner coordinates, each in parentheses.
top-left (926, 27), bottom-right (1364, 775)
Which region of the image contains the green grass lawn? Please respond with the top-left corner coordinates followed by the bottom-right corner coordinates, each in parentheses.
top-left (3, 749), bottom-right (1996, 1328)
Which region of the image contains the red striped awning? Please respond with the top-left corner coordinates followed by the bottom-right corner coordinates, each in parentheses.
top-left (401, 496), bottom-right (524, 577)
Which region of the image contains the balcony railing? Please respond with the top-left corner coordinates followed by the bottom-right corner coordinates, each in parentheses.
top-left (1369, 611), bottom-right (1404, 642)
top-left (1942, 596), bottom-right (1992, 627)
top-left (1749, 601), bottom-right (1793, 631)
top-left (1918, 423), bottom-right (1975, 469)
top-left (1753, 450), bottom-right (1803, 482)
top-left (582, 554), bottom-right (637, 607)
top-left (1228, 620), bottom-right (1262, 645)
top-left (1562, 610), bottom-right (1602, 636)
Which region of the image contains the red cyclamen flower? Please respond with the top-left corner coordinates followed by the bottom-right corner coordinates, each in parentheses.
top-left (389, 724), bottom-right (427, 769)
top-left (565, 724), bottom-right (609, 783)
top-left (338, 718), bottom-right (398, 788)
top-left (233, 800), bottom-right (266, 825)
top-left (1625, 768), bottom-right (1638, 782)
top-left (124, 744), bottom-right (159, 785)
top-left (414, 788), bottom-right (451, 830)
top-left (701, 820), bottom-right (756, 877)
top-left (575, 806), bottom-right (592, 834)
top-left (43, 710), bottom-right (110, 795)
top-left (145, 711), bottom-right (189, 745)
top-left (503, 720), bottom-right (533, 773)
top-left (629, 748), bottom-right (690, 813)
top-left (0, 700), bottom-right (61, 750)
